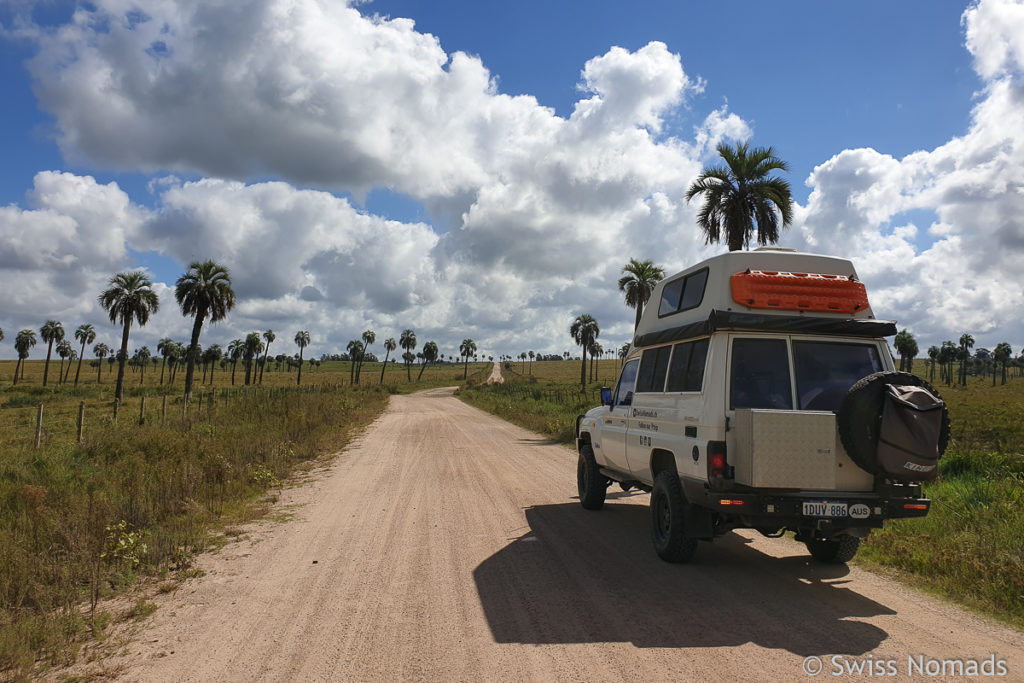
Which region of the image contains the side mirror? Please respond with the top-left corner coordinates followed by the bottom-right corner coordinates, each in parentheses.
top-left (600, 386), bottom-right (612, 406)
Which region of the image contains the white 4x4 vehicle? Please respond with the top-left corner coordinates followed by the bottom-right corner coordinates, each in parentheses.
top-left (576, 249), bottom-right (949, 563)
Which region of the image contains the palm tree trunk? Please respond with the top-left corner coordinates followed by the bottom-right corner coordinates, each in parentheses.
top-left (43, 341), bottom-right (54, 386)
top-left (74, 342), bottom-right (86, 387)
top-left (115, 321), bottom-right (131, 403)
top-left (183, 315), bottom-right (205, 402)
top-left (634, 303), bottom-right (643, 332)
top-left (580, 347), bottom-right (587, 389)
top-left (417, 361), bottom-right (428, 381)
top-left (297, 349), bottom-right (304, 386)
top-left (97, 358), bottom-right (103, 384)
top-left (259, 343), bottom-right (271, 384)
top-left (231, 361), bottom-right (237, 385)
top-left (380, 349), bottom-right (391, 384)
top-left (57, 357), bottom-right (65, 384)
top-left (463, 356), bottom-right (468, 380)
top-left (14, 358), bottom-right (21, 385)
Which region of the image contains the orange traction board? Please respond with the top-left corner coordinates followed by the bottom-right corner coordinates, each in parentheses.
top-left (731, 270), bottom-right (869, 314)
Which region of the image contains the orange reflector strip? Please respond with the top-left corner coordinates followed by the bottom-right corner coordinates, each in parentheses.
top-left (719, 499), bottom-right (745, 506)
top-left (903, 503), bottom-right (928, 510)
top-left (731, 270), bottom-right (869, 315)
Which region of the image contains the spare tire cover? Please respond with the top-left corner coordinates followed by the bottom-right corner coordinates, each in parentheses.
top-left (837, 371), bottom-right (950, 477)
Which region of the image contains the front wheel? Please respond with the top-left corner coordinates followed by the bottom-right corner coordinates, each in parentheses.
top-left (650, 471), bottom-right (699, 563)
top-left (806, 535), bottom-right (861, 564)
top-left (577, 445), bottom-right (607, 510)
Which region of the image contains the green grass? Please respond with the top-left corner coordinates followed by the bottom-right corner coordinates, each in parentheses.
top-left (463, 363), bottom-right (1024, 629)
top-left (0, 380), bottom-right (391, 677)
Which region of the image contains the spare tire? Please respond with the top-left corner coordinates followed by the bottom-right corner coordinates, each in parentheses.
top-left (837, 371), bottom-right (950, 477)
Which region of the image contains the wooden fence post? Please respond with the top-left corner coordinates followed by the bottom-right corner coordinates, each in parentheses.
top-left (162, 395), bottom-right (167, 424)
top-left (77, 402), bottom-right (85, 443)
top-left (34, 404), bottom-right (43, 448)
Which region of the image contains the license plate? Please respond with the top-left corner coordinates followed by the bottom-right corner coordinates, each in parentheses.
top-left (803, 501), bottom-right (847, 517)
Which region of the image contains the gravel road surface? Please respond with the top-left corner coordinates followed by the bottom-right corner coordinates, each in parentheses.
top-left (85, 388), bottom-right (1024, 681)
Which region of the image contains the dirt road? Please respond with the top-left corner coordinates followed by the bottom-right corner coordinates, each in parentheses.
top-left (87, 388), bottom-right (1023, 681)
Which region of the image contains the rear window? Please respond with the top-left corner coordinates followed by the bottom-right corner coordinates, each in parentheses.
top-left (665, 338), bottom-right (709, 392)
top-left (636, 346), bottom-right (671, 393)
top-left (730, 338), bottom-right (793, 410)
top-left (793, 341), bottom-right (882, 411)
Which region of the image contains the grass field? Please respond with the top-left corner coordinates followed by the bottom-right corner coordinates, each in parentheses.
top-left (461, 360), bottom-right (1024, 630)
top-left (0, 357), bottom-right (492, 677)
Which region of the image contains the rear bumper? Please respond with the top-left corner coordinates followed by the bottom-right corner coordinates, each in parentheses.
top-left (681, 478), bottom-right (929, 530)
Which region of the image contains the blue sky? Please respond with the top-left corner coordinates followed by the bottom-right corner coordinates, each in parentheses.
top-left (0, 0), bottom-right (1022, 360)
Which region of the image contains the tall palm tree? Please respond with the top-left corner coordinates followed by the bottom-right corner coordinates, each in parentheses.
top-left (259, 330), bottom-right (275, 384)
top-left (893, 330), bottom-right (918, 372)
top-left (40, 320), bottom-right (65, 386)
top-left (356, 329), bottom-right (375, 384)
top-left (959, 333), bottom-right (975, 385)
top-left (157, 337), bottom-right (174, 384)
top-left (459, 339), bottom-right (476, 380)
top-left (203, 343), bottom-right (223, 385)
top-left (570, 314), bottom-right (600, 389)
top-left (400, 329), bottom-right (417, 381)
top-left (243, 332), bottom-right (263, 385)
top-left (380, 337), bottom-right (397, 384)
top-left (589, 340), bottom-right (602, 382)
top-left (418, 341), bottom-right (439, 381)
top-left (93, 342), bottom-right (110, 383)
top-left (175, 260), bottom-right (236, 402)
top-left (98, 271), bottom-right (160, 403)
top-left (618, 258), bottom-right (665, 332)
top-left (685, 142), bottom-right (794, 251)
top-left (227, 338), bottom-right (244, 385)
top-left (56, 339), bottom-right (73, 384)
top-left (73, 323), bottom-right (96, 387)
top-left (994, 342), bottom-right (1012, 385)
top-left (294, 330), bottom-right (310, 385)
top-left (927, 345), bottom-right (939, 383)
top-left (13, 329), bottom-right (36, 385)
top-left (347, 339), bottom-right (364, 384)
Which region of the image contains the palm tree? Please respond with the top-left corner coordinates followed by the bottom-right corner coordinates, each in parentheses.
top-left (959, 333), bottom-right (975, 385)
top-left (893, 330), bottom-right (918, 372)
top-left (99, 271), bottom-right (159, 402)
top-left (56, 339), bottom-right (73, 384)
top-left (356, 330), bottom-right (375, 385)
top-left (243, 332), bottom-right (263, 385)
top-left (135, 346), bottom-right (151, 384)
top-left (994, 342), bottom-right (1012, 385)
top-left (459, 339), bottom-right (476, 380)
top-left (380, 337), bottom-right (397, 384)
top-left (157, 337), bottom-right (174, 384)
top-left (528, 350), bottom-right (535, 374)
top-left (570, 314), bottom-right (600, 389)
top-left (418, 341), bottom-right (439, 381)
top-left (259, 330), bottom-right (275, 384)
top-left (685, 142), bottom-right (794, 251)
top-left (589, 340), bottom-right (602, 382)
top-left (939, 340), bottom-right (957, 386)
top-left (175, 260), bottom-right (236, 402)
top-left (40, 320), bottom-right (65, 386)
top-left (927, 345), bottom-right (939, 383)
top-left (72, 323), bottom-right (96, 387)
top-left (203, 344), bottom-right (223, 385)
top-left (227, 339), bottom-right (244, 385)
top-left (13, 329), bottom-right (36, 385)
top-left (92, 342), bottom-right (110, 383)
top-left (347, 339), bottom-right (364, 384)
top-left (400, 329), bottom-right (417, 381)
top-left (294, 330), bottom-right (310, 385)
top-left (618, 258), bottom-right (666, 332)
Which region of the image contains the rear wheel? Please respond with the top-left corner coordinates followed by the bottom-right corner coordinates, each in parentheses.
top-left (650, 471), bottom-right (699, 563)
top-left (806, 535), bottom-right (861, 564)
top-left (577, 445), bottom-right (607, 510)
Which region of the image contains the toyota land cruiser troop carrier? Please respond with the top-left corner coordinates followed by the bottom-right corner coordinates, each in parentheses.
top-left (575, 248), bottom-right (949, 564)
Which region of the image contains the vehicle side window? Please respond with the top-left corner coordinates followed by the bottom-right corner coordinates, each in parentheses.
top-left (793, 341), bottom-right (882, 411)
top-left (658, 278), bottom-right (684, 316)
top-left (636, 346), bottom-right (671, 393)
top-left (658, 268), bottom-right (709, 317)
top-left (678, 268), bottom-right (708, 312)
top-left (730, 338), bottom-right (793, 410)
top-left (613, 359), bottom-right (640, 407)
top-left (666, 338), bottom-right (709, 392)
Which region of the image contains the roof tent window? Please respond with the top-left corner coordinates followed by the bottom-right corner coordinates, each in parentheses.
top-left (636, 345), bottom-right (672, 393)
top-left (658, 268), bottom-right (709, 318)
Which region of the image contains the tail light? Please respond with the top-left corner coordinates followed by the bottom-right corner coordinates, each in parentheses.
top-left (707, 441), bottom-right (730, 479)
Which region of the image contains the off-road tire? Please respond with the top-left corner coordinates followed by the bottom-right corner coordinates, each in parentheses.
top-left (650, 471), bottom-right (699, 563)
top-left (806, 535), bottom-right (861, 564)
top-left (577, 445), bottom-right (607, 510)
top-left (837, 371), bottom-right (950, 475)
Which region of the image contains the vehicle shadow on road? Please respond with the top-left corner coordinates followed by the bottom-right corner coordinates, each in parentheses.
top-left (473, 502), bottom-right (894, 656)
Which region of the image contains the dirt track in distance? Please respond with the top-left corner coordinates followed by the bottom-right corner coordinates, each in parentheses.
top-left (71, 388), bottom-right (1024, 681)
